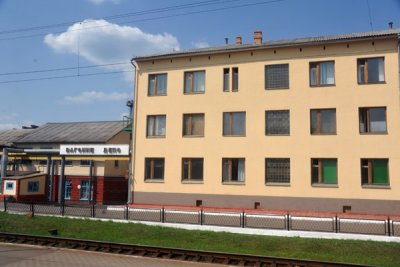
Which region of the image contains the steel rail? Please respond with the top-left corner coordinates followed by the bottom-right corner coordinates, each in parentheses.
top-left (0, 232), bottom-right (372, 267)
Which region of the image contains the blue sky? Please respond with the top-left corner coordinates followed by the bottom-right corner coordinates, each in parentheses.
top-left (0, 0), bottom-right (399, 129)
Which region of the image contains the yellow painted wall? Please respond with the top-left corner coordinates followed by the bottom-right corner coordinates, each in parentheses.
top-left (133, 37), bottom-right (400, 201)
top-left (19, 175), bottom-right (46, 195)
top-left (104, 130), bottom-right (130, 177)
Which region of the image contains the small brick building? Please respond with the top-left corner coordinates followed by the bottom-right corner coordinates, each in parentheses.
top-left (8, 121), bottom-right (131, 204)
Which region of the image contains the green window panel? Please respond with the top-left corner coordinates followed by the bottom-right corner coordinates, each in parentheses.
top-left (322, 159), bottom-right (337, 184)
top-left (372, 160), bottom-right (388, 184)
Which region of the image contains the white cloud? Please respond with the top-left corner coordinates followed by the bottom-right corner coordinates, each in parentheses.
top-left (44, 19), bottom-right (180, 67)
top-left (64, 91), bottom-right (129, 104)
top-left (86, 0), bottom-right (121, 5)
top-left (192, 41), bottom-right (209, 49)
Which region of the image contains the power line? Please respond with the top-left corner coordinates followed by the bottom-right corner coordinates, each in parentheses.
top-left (0, 70), bottom-right (132, 84)
top-left (0, 62), bottom-right (130, 76)
top-left (0, 0), bottom-right (238, 35)
top-left (0, 0), bottom-right (285, 41)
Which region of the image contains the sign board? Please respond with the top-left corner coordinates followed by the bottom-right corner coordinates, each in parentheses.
top-left (60, 144), bottom-right (129, 156)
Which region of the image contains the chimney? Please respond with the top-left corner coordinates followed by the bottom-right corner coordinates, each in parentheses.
top-left (225, 38), bottom-right (229, 45)
top-left (388, 21), bottom-right (393, 29)
top-left (236, 36), bottom-right (242, 45)
top-left (254, 30), bottom-right (262, 45)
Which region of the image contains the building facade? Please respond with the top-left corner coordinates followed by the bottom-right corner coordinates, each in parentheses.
top-left (2, 121), bottom-right (130, 204)
top-left (132, 29), bottom-right (400, 214)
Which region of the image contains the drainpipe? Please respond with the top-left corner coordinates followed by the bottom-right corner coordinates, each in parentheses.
top-left (128, 60), bottom-right (138, 204)
top-left (58, 156), bottom-right (65, 204)
top-left (89, 160), bottom-right (93, 204)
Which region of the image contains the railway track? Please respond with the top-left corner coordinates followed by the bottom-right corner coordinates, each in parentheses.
top-left (0, 232), bottom-right (371, 267)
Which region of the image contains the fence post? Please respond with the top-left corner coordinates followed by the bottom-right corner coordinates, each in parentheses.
top-left (125, 205), bottom-right (129, 220)
top-left (161, 207), bottom-right (165, 223)
top-left (286, 213), bottom-right (290, 231)
top-left (199, 209), bottom-right (203, 225)
top-left (61, 202), bottom-right (65, 216)
top-left (387, 217), bottom-right (391, 236)
top-left (3, 197), bottom-right (6, 212)
top-left (91, 204), bottom-right (95, 218)
top-left (335, 215), bottom-right (338, 233)
top-left (241, 211), bottom-right (245, 228)
top-left (30, 202), bottom-right (34, 216)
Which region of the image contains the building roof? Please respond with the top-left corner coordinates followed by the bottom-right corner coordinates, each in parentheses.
top-left (15, 121), bottom-right (124, 144)
top-left (0, 129), bottom-right (34, 147)
top-left (133, 28), bottom-right (400, 62)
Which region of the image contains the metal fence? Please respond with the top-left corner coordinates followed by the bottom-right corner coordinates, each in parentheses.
top-left (2, 199), bottom-right (400, 237)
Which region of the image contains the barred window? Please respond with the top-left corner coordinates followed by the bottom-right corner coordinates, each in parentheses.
top-left (265, 110), bottom-right (290, 135)
top-left (265, 158), bottom-right (290, 184)
top-left (265, 64), bottom-right (289, 89)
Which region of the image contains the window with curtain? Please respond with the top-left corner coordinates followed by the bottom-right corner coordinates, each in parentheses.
top-left (222, 158), bottom-right (245, 183)
top-left (361, 159), bottom-right (389, 186)
top-left (80, 181), bottom-right (90, 200)
top-left (311, 159), bottom-right (337, 185)
top-left (182, 158), bottom-right (204, 181)
top-left (223, 112), bottom-right (245, 136)
top-left (265, 110), bottom-right (290, 135)
top-left (148, 73), bottom-right (167, 96)
top-left (184, 71), bottom-right (205, 93)
top-left (310, 61), bottom-right (335, 86)
top-left (147, 115), bottom-right (166, 137)
top-left (359, 107), bottom-right (387, 133)
top-left (183, 113), bottom-right (204, 136)
top-left (310, 109), bottom-right (336, 134)
top-left (357, 57), bottom-right (385, 84)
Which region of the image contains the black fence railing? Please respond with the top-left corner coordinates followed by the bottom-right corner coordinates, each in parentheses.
top-left (2, 199), bottom-right (400, 237)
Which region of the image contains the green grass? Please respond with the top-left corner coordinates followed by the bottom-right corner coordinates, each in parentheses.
top-left (0, 212), bottom-right (399, 266)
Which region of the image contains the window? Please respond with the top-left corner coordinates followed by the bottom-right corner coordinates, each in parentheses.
top-left (64, 180), bottom-right (72, 199)
top-left (80, 160), bottom-right (91, 166)
top-left (114, 160), bottom-right (119, 167)
top-left (310, 109), bottom-right (336, 134)
top-left (27, 181), bottom-right (39, 192)
top-left (148, 73), bottom-right (167, 96)
top-left (64, 160), bottom-right (73, 166)
top-left (145, 158), bottom-right (165, 181)
top-left (223, 112), bottom-right (246, 136)
top-left (265, 64), bottom-right (289, 89)
top-left (147, 115), bottom-right (166, 137)
top-left (310, 61), bottom-right (335, 86)
top-left (265, 158), bottom-right (290, 184)
top-left (311, 159), bottom-right (337, 185)
top-left (357, 57), bottom-right (385, 84)
top-left (184, 71), bottom-right (205, 93)
top-left (80, 181), bottom-right (90, 200)
top-left (222, 158), bottom-right (245, 183)
top-left (361, 159), bottom-right (389, 186)
top-left (265, 110), bottom-right (290, 135)
top-left (5, 182), bottom-right (14, 190)
top-left (359, 107), bottom-right (387, 133)
top-left (183, 113), bottom-right (204, 136)
top-left (223, 67), bottom-right (239, 92)
top-left (182, 158), bottom-right (204, 181)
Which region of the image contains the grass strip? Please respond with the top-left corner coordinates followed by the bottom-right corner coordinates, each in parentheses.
top-left (0, 212), bottom-right (399, 266)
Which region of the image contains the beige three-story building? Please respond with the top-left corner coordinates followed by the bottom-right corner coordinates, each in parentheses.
top-left (131, 29), bottom-right (400, 214)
